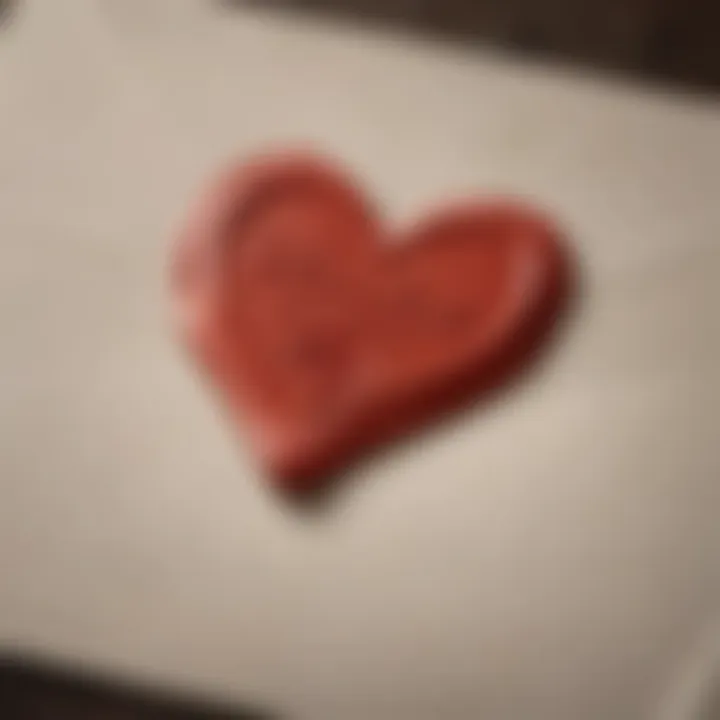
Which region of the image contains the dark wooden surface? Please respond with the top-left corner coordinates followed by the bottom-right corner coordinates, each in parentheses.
top-left (0, 655), bottom-right (275, 720)
top-left (230, 0), bottom-right (720, 92)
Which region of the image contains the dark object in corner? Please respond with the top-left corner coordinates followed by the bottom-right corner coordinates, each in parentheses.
top-left (0, 0), bottom-right (14, 27)
top-left (0, 653), bottom-right (276, 720)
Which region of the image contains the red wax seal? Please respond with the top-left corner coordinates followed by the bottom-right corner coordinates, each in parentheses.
top-left (171, 152), bottom-right (569, 492)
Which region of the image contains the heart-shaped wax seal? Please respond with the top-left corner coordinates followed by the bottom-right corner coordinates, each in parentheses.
top-left (172, 153), bottom-right (569, 491)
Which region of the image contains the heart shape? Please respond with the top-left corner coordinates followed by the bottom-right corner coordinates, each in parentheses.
top-left (172, 153), bottom-right (569, 491)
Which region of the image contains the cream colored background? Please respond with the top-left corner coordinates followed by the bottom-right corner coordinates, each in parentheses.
top-left (1, 2), bottom-right (720, 719)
